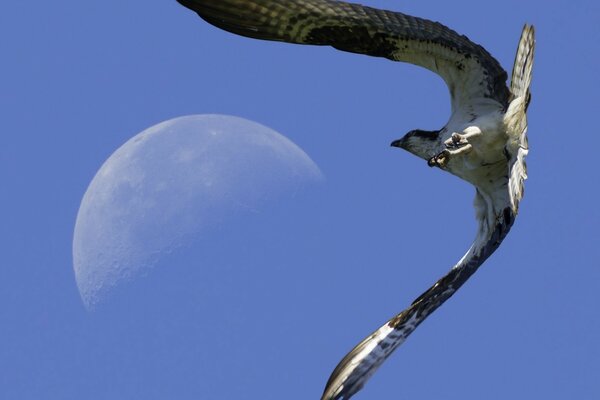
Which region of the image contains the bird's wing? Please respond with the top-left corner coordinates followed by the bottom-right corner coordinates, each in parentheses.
top-left (177, 0), bottom-right (510, 111)
top-left (505, 25), bottom-right (535, 212)
top-left (322, 193), bottom-right (516, 400)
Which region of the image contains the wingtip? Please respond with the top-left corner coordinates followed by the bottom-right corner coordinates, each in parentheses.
top-left (522, 23), bottom-right (536, 39)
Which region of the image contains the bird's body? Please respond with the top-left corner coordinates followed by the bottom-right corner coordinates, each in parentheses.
top-left (176, 1), bottom-right (535, 398)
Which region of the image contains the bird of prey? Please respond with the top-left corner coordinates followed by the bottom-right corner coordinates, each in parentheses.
top-left (176, 1), bottom-right (535, 399)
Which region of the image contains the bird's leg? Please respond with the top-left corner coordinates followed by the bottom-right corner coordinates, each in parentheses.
top-left (443, 127), bottom-right (482, 149)
top-left (444, 132), bottom-right (468, 148)
top-left (428, 127), bottom-right (481, 168)
top-left (428, 145), bottom-right (473, 167)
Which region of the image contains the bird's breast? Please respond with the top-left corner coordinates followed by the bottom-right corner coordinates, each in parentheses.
top-left (444, 113), bottom-right (508, 187)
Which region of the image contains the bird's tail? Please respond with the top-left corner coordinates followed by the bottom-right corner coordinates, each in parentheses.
top-left (510, 25), bottom-right (535, 109)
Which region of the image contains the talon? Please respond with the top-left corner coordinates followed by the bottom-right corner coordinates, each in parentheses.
top-left (428, 150), bottom-right (449, 168)
top-left (451, 132), bottom-right (462, 144)
top-left (445, 132), bottom-right (467, 149)
top-left (437, 150), bottom-right (449, 167)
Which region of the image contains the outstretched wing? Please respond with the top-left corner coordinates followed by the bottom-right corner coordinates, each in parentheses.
top-left (177, 0), bottom-right (510, 111)
top-left (322, 200), bottom-right (515, 400)
top-left (506, 25), bottom-right (535, 213)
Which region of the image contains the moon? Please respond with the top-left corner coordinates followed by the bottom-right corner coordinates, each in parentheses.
top-left (73, 114), bottom-right (323, 309)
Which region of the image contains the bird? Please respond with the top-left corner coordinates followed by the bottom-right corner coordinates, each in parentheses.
top-left (175, 1), bottom-right (535, 399)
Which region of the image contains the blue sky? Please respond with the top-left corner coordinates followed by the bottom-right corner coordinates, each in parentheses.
top-left (2, 1), bottom-right (600, 399)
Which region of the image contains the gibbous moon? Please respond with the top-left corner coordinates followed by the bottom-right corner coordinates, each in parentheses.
top-left (73, 114), bottom-right (323, 309)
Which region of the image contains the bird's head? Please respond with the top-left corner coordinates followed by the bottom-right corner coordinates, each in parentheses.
top-left (391, 129), bottom-right (441, 160)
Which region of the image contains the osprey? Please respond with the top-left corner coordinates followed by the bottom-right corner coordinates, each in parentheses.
top-left (176, 1), bottom-right (535, 399)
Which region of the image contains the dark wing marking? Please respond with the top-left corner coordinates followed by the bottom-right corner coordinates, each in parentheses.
top-left (177, 0), bottom-right (510, 110)
top-left (321, 204), bottom-right (515, 400)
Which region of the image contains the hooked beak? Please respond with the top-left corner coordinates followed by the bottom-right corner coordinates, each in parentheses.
top-left (390, 138), bottom-right (406, 149)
